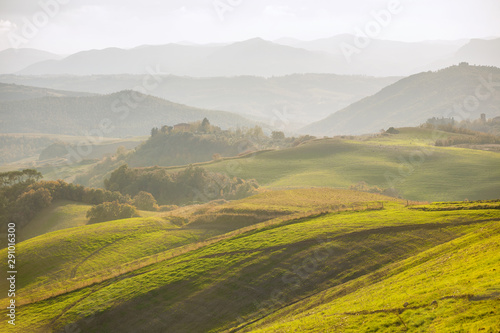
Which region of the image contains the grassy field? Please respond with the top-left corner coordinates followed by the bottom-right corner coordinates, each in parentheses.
top-left (1, 190), bottom-right (498, 332)
top-left (191, 128), bottom-right (500, 201)
top-left (248, 218), bottom-right (500, 332)
top-left (18, 200), bottom-right (92, 242)
top-left (1, 189), bottom-right (394, 304)
top-left (156, 128), bottom-right (500, 202)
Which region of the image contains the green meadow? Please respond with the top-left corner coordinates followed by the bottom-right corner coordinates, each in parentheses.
top-left (1, 189), bottom-right (498, 332)
top-left (161, 128), bottom-right (500, 202)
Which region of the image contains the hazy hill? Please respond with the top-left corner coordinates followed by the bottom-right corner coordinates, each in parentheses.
top-left (192, 38), bottom-right (339, 77)
top-left (275, 34), bottom-right (465, 76)
top-left (0, 48), bottom-right (61, 74)
top-left (302, 65), bottom-right (500, 135)
top-left (16, 44), bottom-right (219, 76)
top-left (0, 91), bottom-right (256, 137)
top-left (0, 74), bottom-right (400, 128)
top-left (17, 39), bottom-right (340, 76)
top-left (0, 82), bottom-right (94, 101)
top-left (14, 37), bottom-right (482, 77)
top-left (10, 38), bottom-right (499, 77)
top-left (426, 38), bottom-right (500, 70)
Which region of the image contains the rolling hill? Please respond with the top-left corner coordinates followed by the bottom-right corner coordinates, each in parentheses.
top-left (245, 208), bottom-right (500, 332)
top-left (302, 64), bottom-right (500, 135)
top-left (427, 37), bottom-right (500, 71)
top-left (0, 90), bottom-right (256, 137)
top-left (0, 190), bottom-right (498, 332)
top-left (0, 74), bottom-right (400, 127)
top-left (0, 82), bottom-right (94, 101)
top-left (153, 127), bottom-right (500, 202)
top-left (0, 48), bottom-right (61, 74)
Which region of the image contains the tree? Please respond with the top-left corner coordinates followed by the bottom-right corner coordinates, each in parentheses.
top-left (271, 131), bottom-right (285, 141)
top-left (15, 188), bottom-right (52, 223)
top-left (201, 118), bottom-right (211, 133)
top-left (160, 125), bottom-right (172, 134)
top-left (104, 164), bottom-right (135, 193)
top-left (251, 126), bottom-right (264, 138)
top-left (86, 201), bottom-right (138, 224)
top-left (133, 191), bottom-right (158, 211)
top-left (385, 127), bottom-right (400, 134)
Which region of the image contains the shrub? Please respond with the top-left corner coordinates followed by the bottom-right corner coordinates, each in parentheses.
top-left (386, 127), bottom-right (400, 134)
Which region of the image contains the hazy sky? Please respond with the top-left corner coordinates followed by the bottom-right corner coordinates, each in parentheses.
top-left (0, 0), bottom-right (499, 54)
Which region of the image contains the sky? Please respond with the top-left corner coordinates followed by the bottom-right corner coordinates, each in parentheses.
top-left (0, 0), bottom-right (499, 54)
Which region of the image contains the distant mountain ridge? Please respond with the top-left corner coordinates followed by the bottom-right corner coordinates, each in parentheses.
top-left (17, 39), bottom-right (340, 76)
top-left (14, 36), bottom-right (498, 77)
top-left (301, 64), bottom-right (500, 135)
top-left (0, 48), bottom-right (61, 74)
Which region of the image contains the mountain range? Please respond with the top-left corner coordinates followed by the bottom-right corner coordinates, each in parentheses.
top-left (7, 36), bottom-right (500, 77)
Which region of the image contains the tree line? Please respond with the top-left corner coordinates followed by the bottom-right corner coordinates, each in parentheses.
top-left (104, 164), bottom-right (259, 205)
top-left (0, 169), bottom-right (130, 229)
top-left (1, 164), bottom-right (260, 231)
top-left (75, 118), bottom-right (312, 188)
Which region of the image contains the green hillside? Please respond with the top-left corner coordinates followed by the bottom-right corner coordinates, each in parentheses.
top-left (159, 127), bottom-right (500, 201)
top-left (248, 212), bottom-right (500, 332)
top-left (18, 200), bottom-right (91, 242)
top-left (0, 190), bottom-right (498, 332)
top-left (302, 64), bottom-right (500, 135)
top-left (2, 189), bottom-right (394, 304)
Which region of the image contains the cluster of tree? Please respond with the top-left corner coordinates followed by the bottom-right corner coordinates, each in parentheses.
top-left (435, 133), bottom-right (500, 146)
top-left (349, 181), bottom-right (384, 194)
top-left (86, 201), bottom-right (138, 224)
top-left (424, 116), bottom-right (500, 137)
top-left (425, 117), bottom-right (456, 127)
top-left (75, 119), bottom-right (314, 188)
top-left (145, 119), bottom-right (290, 166)
top-left (454, 117), bottom-right (500, 136)
top-left (0, 169), bottom-right (130, 229)
top-left (0, 135), bottom-right (54, 164)
top-left (422, 119), bottom-right (500, 146)
top-left (385, 127), bottom-right (400, 134)
top-left (104, 164), bottom-right (259, 205)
